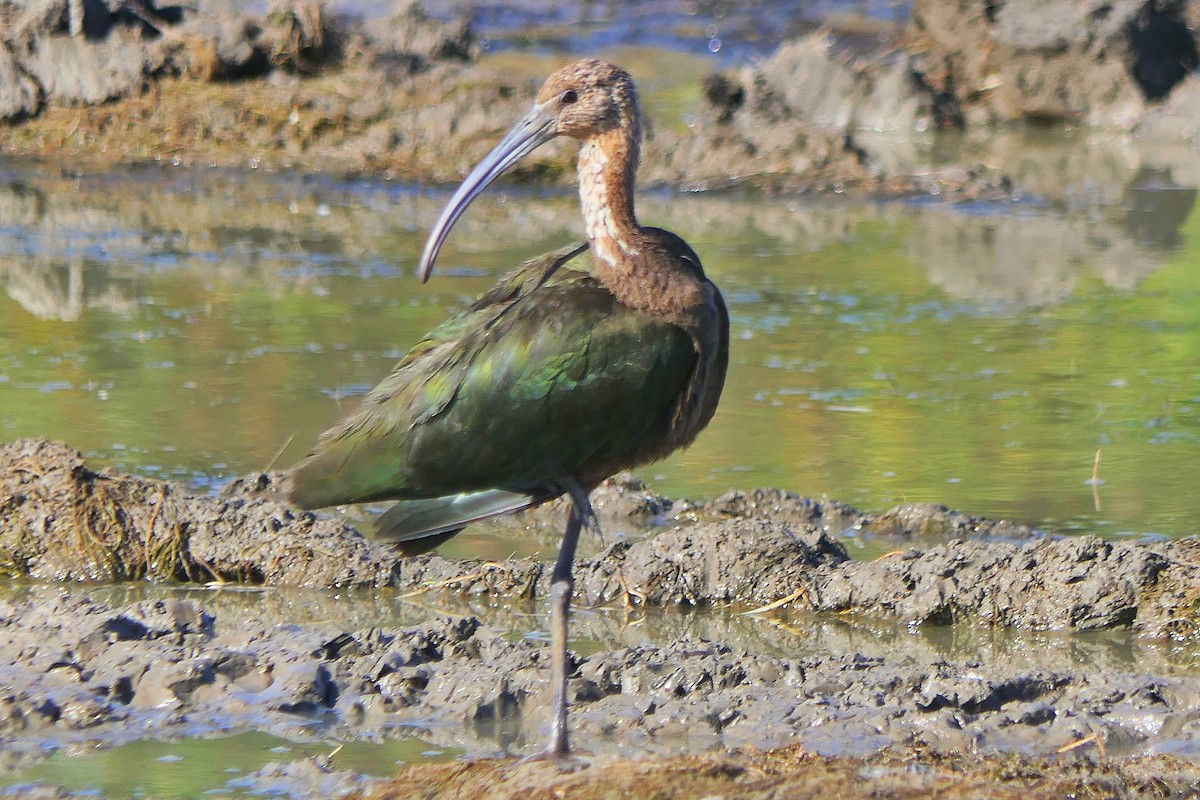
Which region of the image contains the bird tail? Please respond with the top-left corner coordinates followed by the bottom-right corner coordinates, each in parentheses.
top-left (374, 489), bottom-right (553, 556)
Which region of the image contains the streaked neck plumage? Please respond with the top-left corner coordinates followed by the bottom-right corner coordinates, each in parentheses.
top-left (574, 85), bottom-right (706, 323)
top-left (578, 109), bottom-right (642, 273)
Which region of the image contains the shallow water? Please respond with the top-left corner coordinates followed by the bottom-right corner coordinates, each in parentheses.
top-left (1, 579), bottom-right (1197, 797)
top-left (4, 49), bottom-right (1200, 792)
top-left (1, 138), bottom-right (1198, 544)
top-left (3, 732), bottom-right (458, 798)
top-left (336, 0), bottom-right (909, 63)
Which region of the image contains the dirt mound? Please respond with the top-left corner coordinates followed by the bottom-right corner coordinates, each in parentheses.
top-left (1, 439), bottom-right (1197, 641)
top-left (909, 0), bottom-right (1198, 127)
top-left (0, 438), bottom-right (400, 586)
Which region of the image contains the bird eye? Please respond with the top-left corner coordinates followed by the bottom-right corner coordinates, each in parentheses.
top-left (561, 90), bottom-right (578, 105)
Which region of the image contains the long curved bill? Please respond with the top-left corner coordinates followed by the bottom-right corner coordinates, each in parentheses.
top-left (417, 104), bottom-right (558, 282)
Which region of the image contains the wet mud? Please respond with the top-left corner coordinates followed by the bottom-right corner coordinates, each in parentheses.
top-left (5, 439), bottom-right (1199, 639)
top-left (3, 581), bottom-right (1200, 781)
top-left (1, 0), bottom-right (1196, 198)
top-left (2, 439), bottom-right (1200, 796)
top-left (3, 2), bottom-right (1200, 794)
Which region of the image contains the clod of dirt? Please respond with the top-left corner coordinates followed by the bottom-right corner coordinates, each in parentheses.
top-left (0, 438), bottom-right (401, 586)
top-left (176, 14), bottom-right (269, 80)
top-left (908, 0), bottom-right (1199, 127)
top-left (674, 33), bottom-right (1008, 197)
top-left (1136, 538), bottom-right (1200, 640)
top-left (755, 35), bottom-right (928, 134)
top-left (261, 0), bottom-right (334, 74)
top-left (576, 518), bottom-right (848, 608)
top-left (229, 754), bottom-right (377, 797)
top-left (697, 488), bottom-right (868, 531)
top-left (514, 472), bottom-right (675, 530)
top-left (864, 502), bottom-right (1040, 539)
top-left (369, 0), bottom-right (476, 73)
top-left (1, 0), bottom-right (183, 110)
top-left (0, 43), bottom-right (40, 119)
top-left (19, 27), bottom-right (171, 106)
top-left (691, 490), bottom-right (1038, 543)
top-left (701, 72), bottom-right (744, 123)
top-left (645, 50), bottom-right (877, 195)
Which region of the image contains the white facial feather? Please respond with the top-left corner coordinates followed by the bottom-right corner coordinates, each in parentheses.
top-left (578, 140), bottom-right (639, 265)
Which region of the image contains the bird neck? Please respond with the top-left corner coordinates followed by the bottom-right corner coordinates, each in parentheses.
top-left (577, 120), bottom-right (706, 324)
top-left (578, 126), bottom-right (642, 274)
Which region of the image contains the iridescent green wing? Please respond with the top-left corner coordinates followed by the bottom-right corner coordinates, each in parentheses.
top-left (400, 275), bottom-right (695, 493)
top-left (289, 242), bottom-right (695, 507)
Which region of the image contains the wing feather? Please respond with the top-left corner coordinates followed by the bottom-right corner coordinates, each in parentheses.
top-left (288, 243), bottom-right (696, 510)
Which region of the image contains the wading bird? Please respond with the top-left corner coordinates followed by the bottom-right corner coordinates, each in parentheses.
top-left (288, 58), bottom-right (729, 757)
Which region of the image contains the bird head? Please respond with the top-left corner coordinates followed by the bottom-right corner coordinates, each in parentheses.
top-left (535, 58), bottom-right (639, 140)
top-left (418, 59), bottom-right (639, 282)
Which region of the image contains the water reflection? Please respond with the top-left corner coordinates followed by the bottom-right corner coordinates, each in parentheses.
top-left (0, 139), bottom-right (1199, 539)
top-left (1122, 166), bottom-right (1198, 250)
top-left (2, 154), bottom-right (1196, 317)
top-left (16, 580), bottom-right (1199, 689)
top-left (2, 730), bottom-right (458, 798)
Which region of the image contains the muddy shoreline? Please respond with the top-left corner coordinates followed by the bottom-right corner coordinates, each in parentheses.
top-left (5, 439), bottom-right (1199, 638)
top-left (3, 0), bottom-right (1200, 795)
top-left (2, 439), bottom-right (1199, 796)
top-left (2, 0), bottom-right (1198, 199)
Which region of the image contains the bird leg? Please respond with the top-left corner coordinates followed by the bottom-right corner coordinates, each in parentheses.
top-left (566, 478), bottom-right (602, 542)
top-left (544, 481), bottom-right (593, 757)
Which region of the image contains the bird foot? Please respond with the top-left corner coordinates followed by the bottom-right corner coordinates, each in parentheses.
top-left (518, 746), bottom-right (591, 772)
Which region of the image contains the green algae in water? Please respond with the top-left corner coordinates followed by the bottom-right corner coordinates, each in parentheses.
top-left (0, 162), bottom-right (1199, 543)
top-left (2, 732), bottom-right (459, 798)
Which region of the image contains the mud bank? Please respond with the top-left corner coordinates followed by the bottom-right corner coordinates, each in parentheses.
top-left (0, 439), bottom-right (401, 586)
top-left (2, 582), bottom-right (1200, 783)
top-left (2, 441), bottom-right (1200, 792)
top-left (3, 439), bottom-right (1198, 640)
top-left (0, 0), bottom-right (1196, 197)
top-left (0, 4), bottom-right (1135, 198)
